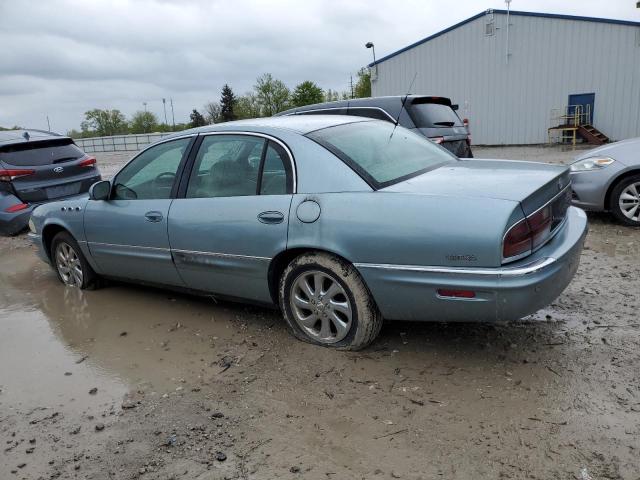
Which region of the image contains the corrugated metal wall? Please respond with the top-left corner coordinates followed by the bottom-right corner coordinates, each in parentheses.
top-left (372, 13), bottom-right (640, 144)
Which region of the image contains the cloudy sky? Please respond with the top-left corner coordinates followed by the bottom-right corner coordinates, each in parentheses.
top-left (1, 0), bottom-right (638, 134)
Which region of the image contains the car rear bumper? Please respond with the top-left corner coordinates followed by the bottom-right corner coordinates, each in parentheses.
top-left (355, 207), bottom-right (587, 322)
top-left (0, 205), bottom-right (34, 235)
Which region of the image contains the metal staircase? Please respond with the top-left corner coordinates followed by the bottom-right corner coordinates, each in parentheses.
top-left (548, 104), bottom-right (609, 146)
top-left (577, 124), bottom-right (609, 145)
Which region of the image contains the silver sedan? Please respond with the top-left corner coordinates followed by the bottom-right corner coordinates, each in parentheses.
top-left (570, 137), bottom-right (640, 226)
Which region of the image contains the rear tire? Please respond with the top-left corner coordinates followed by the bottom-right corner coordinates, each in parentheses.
top-left (51, 232), bottom-right (101, 289)
top-left (279, 252), bottom-right (383, 350)
top-left (609, 174), bottom-right (640, 226)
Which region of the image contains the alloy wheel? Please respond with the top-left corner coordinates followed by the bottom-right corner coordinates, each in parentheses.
top-left (290, 270), bottom-right (353, 344)
top-left (619, 182), bottom-right (640, 222)
top-left (55, 242), bottom-right (84, 287)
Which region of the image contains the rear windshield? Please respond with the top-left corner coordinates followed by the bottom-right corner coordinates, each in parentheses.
top-left (307, 121), bottom-right (456, 189)
top-left (408, 103), bottom-right (463, 128)
top-left (0, 138), bottom-right (84, 166)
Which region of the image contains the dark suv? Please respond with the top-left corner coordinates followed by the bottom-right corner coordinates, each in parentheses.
top-left (0, 129), bottom-right (101, 235)
top-left (277, 95), bottom-right (473, 158)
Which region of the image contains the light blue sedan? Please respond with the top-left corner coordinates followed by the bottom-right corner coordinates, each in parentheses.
top-left (29, 116), bottom-right (587, 349)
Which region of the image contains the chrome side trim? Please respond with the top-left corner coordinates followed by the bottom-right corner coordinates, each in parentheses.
top-left (354, 257), bottom-right (556, 277)
top-left (172, 249), bottom-right (271, 262)
top-left (89, 241), bottom-right (170, 252)
top-left (198, 131), bottom-right (298, 193)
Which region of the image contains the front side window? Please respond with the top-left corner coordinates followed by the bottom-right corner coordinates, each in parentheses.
top-left (186, 135), bottom-right (265, 198)
top-left (307, 121), bottom-right (456, 188)
top-left (112, 137), bottom-right (191, 200)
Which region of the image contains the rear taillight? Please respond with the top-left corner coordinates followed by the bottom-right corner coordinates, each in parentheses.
top-left (430, 136), bottom-right (445, 144)
top-left (0, 169), bottom-right (35, 182)
top-left (78, 156), bottom-right (96, 167)
top-left (4, 203), bottom-right (29, 213)
top-left (463, 118), bottom-right (469, 128)
top-left (528, 205), bottom-right (552, 249)
top-left (503, 218), bottom-right (532, 260)
top-left (502, 205), bottom-right (557, 262)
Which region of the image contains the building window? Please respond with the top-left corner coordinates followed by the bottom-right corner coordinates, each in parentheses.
top-left (485, 9), bottom-right (495, 36)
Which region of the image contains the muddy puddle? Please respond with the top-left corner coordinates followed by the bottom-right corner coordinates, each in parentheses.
top-left (1, 227), bottom-right (639, 479)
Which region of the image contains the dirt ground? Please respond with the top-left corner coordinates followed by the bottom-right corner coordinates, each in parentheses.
top-left (1, 145), bottom-right (639, 480)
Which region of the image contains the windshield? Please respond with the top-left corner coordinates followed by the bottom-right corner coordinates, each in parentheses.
top-left (307, 121), bottom-right (456, 188)
top-left (0, 138), bottom-right (84, 166)
top-left (409, 102), bottom-right (463, 128)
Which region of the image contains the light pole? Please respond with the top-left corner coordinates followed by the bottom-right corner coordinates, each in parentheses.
top-left (366, 42), bottom-right (377, 76)
top-left (143, 102), bottom-right (147, 112)
top-left (170, 98), bottom-right (175, 129)
top-left (162, 98), bottom-right (168, 126)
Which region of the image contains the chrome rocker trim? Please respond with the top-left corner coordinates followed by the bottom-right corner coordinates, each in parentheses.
top-left (354, 257), bottom-right (556, 277)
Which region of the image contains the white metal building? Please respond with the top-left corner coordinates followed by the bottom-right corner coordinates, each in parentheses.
top-left (369, 9), bottom-right (640, 145)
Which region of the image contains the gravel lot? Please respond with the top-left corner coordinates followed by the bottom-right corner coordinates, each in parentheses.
top-left (1, 145), bottom-right (638, 479)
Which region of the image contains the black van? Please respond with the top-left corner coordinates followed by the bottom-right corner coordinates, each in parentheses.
top-left (276, 95), bottom-right (473, 158)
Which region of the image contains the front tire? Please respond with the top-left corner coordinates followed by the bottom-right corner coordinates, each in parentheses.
top-left (610, 175), bottom-right (640, 226)
top-left (279, 252), bottom-right (382, 350)
top-left (51, 232), bottom-right (100, 289)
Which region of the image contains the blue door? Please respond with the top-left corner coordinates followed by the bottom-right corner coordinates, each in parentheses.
top-left (85, 137), bottom-right (193, 286)
top-left (568, 93), bottom-right (595, 124)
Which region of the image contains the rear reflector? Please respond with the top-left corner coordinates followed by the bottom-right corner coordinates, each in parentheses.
top-left (437, 289), bottom-right (476, 299)
top-left (78, 156), bottom-right (97, 167)
top-left (0, 169), bottom-right (36, 182)
top-left (4, 203), bottom-right (29, 213)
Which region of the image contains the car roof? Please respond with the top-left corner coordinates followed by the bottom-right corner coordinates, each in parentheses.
top-left (0, 129), bottom-right (66, 148)
top-left (276, 95), bottom-right (453, 116)
top-left (172, 115), bottom-right (372, 138)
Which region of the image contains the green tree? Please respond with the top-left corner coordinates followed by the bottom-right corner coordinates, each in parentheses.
top-left (235, 93), bottom-right (262, 119)
top-left (220, 84), bottom-right (236, 122)
top-left (81, 109), bottom-right (128, 137)
top-left (291, 80), bottom-right (324, 107)
top-left (255, 73), bottom-right (290, 116)
top-left (189, 109), bottom-right (207, 128)
top-left (354, 68), bottom-right (371, 98)
top-left (129, 111), bottom-right (159, 134)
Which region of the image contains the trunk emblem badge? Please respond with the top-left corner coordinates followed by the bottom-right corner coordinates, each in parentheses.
top-left (53, 166), bottom-right (64, 173)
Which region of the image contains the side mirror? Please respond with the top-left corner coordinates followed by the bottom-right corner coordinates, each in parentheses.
top-left (451, 104), bottom-right (459, 111)
top-left (89, 180), bottom-right (111, 201)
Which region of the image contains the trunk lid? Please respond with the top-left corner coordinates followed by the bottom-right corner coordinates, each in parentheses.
top-left (0, 138), bottom-right (100, 203)
top-left (383, 159), bottom-right (570, 216)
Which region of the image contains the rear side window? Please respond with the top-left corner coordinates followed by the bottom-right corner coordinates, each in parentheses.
top-left (408, 103), bottom-right (463, 128)
top-left (0, 138), bottom-right (85, 166)
top-left (348, 108), bottom-right (393, 122)
top-left (259, 142), bottom-right (292, 195)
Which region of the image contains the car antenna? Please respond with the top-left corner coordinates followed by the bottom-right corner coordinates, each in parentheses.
top-left (388, 72), bottom-right (417, 142)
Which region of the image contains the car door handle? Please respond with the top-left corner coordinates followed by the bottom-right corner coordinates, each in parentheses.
top-left (257, 211), bottom-right (284, 224)
top-left (145, 211), bottom-right (163, 223)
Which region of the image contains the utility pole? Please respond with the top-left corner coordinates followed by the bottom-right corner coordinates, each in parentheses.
top-left (350, 75), bottom-right (354, 99)
top-left (170, 98), bottom-right (175, 129)
top-left (162, 98), bottom-right (168, 125)
top-left (46, 115), bottom-right (51, 131)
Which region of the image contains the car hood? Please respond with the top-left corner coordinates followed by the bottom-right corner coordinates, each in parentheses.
top-left (573, 137), bottom-right (640, 167)
top-left (382, 159), bottom-right (570, 216)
